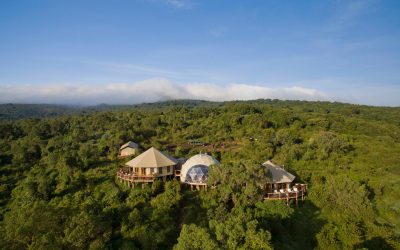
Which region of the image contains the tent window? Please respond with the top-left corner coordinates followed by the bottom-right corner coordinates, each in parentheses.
top-left (158, 167), bottom-right (163, 174)
top-left (167, 166), bottom-right (170, 172)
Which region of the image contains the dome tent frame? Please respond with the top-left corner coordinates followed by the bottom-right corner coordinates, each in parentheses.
top-left (180, 153), bottom-right (220, 190)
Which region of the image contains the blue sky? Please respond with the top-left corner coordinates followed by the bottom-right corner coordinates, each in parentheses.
top-left (1, 0), bottom-right (400, 106)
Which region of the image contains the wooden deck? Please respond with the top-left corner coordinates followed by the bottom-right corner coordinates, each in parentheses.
top-left (264, 184), bottom-right (307, 205)
top-left (117, 171), bottom-right (156, 182)
top-left (117, 171), bottom-right (157, 188)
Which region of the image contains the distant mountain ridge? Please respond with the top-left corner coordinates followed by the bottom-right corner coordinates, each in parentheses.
top-left (0, 100), bottom-right (214, 120)
top-left (0, 103), bottom-right (77, 120)
top-left (1, 100), bottom-right (399, 123)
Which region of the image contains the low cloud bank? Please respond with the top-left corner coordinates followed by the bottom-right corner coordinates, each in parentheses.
top-left (0, 78), bottom-right (328, 105)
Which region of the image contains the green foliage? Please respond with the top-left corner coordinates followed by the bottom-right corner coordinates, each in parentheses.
top-left (0, 100), bottom-right (399, 249)
top-left (255, 200), bottom-right (294, 221)
top-left (207, 161), bottom-right (268, 207)
top-left (64, 211), bottom-right (112, 249)
top-left (316, 222), bottom-right (365, 250)
top-left (310, 175), bottom-right (373, 223)
top-left (2, 201), bottom-right (65, 249)
top-left (174, 224), bottom-right (219, 250)
top-left (209, 208), bottom-right (272, 249)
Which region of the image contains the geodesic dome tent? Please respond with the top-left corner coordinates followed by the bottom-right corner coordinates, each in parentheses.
top-left (180, 154), bottom-right (220, 185)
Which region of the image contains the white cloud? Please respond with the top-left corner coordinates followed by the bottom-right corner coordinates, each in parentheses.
top-left (166, 0), bottom-right (186, 8)
top-left (0, 78), bottom-right (329, 105)
top-left (161, 0), bottom-right (193, 9)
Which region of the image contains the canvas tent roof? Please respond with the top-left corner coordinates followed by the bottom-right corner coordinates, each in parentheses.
top-left (120, 141), bottom-right (139, 150)
top-left (181, 154), bottom-right (220, 183)
top-left (125, 147), bottom-right (177, 168)
top-left (262, 160), bottom-right (295, 183)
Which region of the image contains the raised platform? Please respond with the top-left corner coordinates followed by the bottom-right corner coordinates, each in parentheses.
top-left (264, 184), bottom-right (307, 206)
top-left (184, 182), bottom-right (207, 190)
top-left (117, 171), bottom-right (156, 182)
top-left (117, 170), bottom-right (173, 188)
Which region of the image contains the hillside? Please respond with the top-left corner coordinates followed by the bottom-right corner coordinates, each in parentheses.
top-left (0, 100), bottom-right (214, 120)
top-left (0, 100), bottom-right (399, 249)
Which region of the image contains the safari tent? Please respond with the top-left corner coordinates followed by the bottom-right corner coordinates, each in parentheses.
top-left (119, 141), bottom-right (139, 157)
top-left (117, 147), bottom-right (177, 187)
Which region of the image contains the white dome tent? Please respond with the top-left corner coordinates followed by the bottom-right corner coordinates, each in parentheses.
top-left (180, 154), bottom-right (220, 190)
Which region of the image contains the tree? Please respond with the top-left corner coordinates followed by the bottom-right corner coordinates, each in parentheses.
top-left (64, 211), bottom-right (111, 249)
top-left (2, 201), bottom-right (64, 249)
top-left (174, 224), bottom-right (219, 250)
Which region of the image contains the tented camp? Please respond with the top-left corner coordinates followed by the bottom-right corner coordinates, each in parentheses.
top-left (263, 160), bottom-right (295, 191)
top-left (262, 160), bottom-right (307, 204)
top-left (180, 154), bottom-right (220, 190)
top-left (117, 147), bottom-right (177, 187)
top-left (119, 141), bottom-right (139, 157)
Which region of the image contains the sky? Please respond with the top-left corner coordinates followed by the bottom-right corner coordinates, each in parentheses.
top-left (0, 0), bottom-right (400, 106)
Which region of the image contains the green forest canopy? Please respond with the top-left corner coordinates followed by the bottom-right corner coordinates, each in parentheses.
top-left (0, 100), bottom-right (399, 249)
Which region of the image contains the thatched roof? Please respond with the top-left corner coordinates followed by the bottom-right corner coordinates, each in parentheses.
top-left (125, 147), bottom-right (177, 168)
top-left (120, 141), bottom-right (139, 150)
top-left (262, 160), bottom-right (295, 183)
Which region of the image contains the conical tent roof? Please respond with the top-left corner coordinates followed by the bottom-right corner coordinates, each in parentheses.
top-left (181, 154), bottom-right (220, 183)
top-left (125, 147), bottom-right (177, 168)
top-left (262, 160), bottom-right (295, 183)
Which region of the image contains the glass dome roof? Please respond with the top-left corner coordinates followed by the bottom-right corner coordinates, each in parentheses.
top-left (185, 164), bottom-right (209, 184)
top-left (180, 154), bottom-right (220, 184)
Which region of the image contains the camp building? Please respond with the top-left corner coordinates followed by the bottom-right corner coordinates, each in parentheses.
top-left (119, 141), bottom-right (139, 157)
top-left (180, 154), bottom-right (220, 190)
top-left (262, 160), bottom-right (307, 204)
top-left (117, 147), bottom-right (177, 187)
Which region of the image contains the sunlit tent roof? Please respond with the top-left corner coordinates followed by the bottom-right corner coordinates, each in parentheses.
top-left (125, 147), bottom-right (177, 168)
top-left (262, 160), bottom-right (295, 183)
top-left (181, 154), bottom-right (220, 184)
top-left (120, 141), bottom-right (139, 150)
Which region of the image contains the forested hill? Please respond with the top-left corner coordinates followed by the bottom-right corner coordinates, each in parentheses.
top-left (0, 100), bottom-right (212, 120)
top-left (0, 103), bottom-right (77, 120)
top-left (1, 99), bottom-right (399, 121)
top-left (0, 100), bottom-right (399, 249)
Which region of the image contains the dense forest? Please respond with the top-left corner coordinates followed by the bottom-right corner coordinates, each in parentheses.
top-left (0, 100), bottom-right (399, 249)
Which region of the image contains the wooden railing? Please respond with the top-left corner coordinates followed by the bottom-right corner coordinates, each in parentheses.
top-left (265, 184), bottom-right (307, 200)
top-left (117, 171), bottom-right (157, 182)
